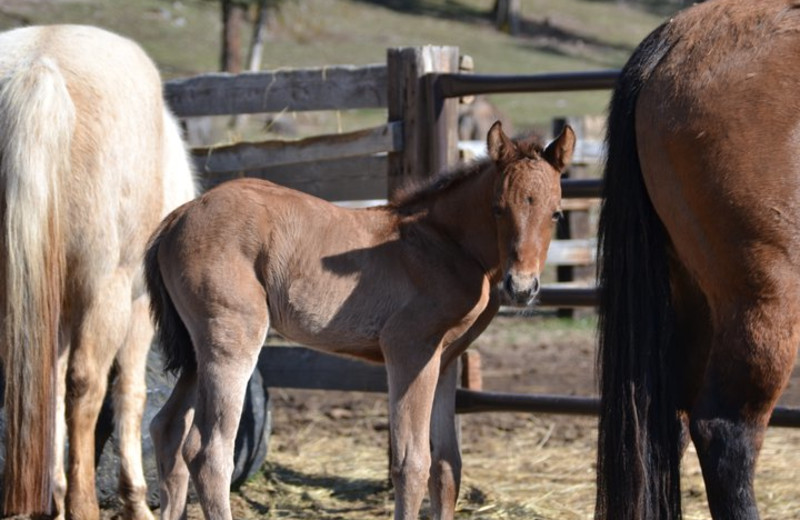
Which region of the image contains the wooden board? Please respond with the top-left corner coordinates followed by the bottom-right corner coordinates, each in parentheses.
top-left (192, 122), bottom-right (402, 175)
top-left (165, 64), bottom-right (388, 117)
top-left (545, 238), bottom-right (597, 266)
top-left (200, 155), bottom-right (388, 201)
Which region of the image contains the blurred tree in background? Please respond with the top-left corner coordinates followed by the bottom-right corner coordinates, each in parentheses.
top-left (217, 0), bottom-right (281, 73)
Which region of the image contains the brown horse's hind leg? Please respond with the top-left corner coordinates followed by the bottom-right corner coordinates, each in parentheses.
top-left (669, 257), bottom-right (712, 457)
top-left (150, 368), bottom-right (197, 520)
top-left (689, 296), bottom-right (800, 519)
top-left (113, 295), bottom-right (157, 520)
top-left (428, 361), bottom-right (460, 520)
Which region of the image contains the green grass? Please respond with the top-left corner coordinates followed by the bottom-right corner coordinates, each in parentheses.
top-left (0, 0), bottom-right (675, 134)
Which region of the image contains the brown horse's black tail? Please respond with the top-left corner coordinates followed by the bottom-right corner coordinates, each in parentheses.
top-left (595, 21), bottom-right (683, 520)
top-left (144, 211), bottom-right (197, 376)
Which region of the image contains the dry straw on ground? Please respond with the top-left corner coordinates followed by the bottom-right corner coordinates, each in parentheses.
top-left (147, 316), bottom-right (800, 520)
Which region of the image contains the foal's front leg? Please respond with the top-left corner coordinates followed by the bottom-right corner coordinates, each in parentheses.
top-left (428, 292), bottom-right (499, 520)
top-left (382, 325), bottom-right (443, 520)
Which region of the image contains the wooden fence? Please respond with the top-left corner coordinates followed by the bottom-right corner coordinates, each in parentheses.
top-left (163, 46), bottom-right (800, 428)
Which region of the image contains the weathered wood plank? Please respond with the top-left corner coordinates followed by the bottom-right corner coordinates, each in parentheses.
top-left (165, 64), bottom-right (388, 117)
top-left (192, 122), bottom-right (402, 175)
top-left (546, 238), bottom-right (596, 266)
top-left (200, 155), bottom-right (388, 201)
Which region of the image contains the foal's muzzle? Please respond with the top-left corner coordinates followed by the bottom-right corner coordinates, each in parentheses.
top-left (502, 272), bottom-right (540, 307)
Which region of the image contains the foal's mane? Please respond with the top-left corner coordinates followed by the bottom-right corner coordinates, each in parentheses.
top-left (389, 158), bottom-right (492, 211)
top-left (389, 134), bottom-right (545, 212)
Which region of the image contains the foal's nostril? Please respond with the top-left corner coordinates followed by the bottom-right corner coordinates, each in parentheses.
top-left (532, 277), bottom-right (540, 294)
top-left (503, 274), bottom-right (513, 295)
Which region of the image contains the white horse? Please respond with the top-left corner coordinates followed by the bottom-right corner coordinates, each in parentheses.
top-left (0, 25), bottom-right (196, 519)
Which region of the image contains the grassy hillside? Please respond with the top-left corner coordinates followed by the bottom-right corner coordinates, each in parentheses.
top-left (0, 0), bottom-right (673, 135)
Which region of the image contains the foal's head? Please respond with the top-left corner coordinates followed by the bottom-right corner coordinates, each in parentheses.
top-left (487, 121), bottom-right (575, 306)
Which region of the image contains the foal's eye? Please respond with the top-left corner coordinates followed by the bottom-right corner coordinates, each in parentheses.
top-left (492, 205), bottom-right (503, 217)
top-left (552, 210), bottom-right (564, 222)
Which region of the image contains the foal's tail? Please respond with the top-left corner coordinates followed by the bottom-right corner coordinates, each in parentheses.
top-left (595, 23), bottom-right (683, 520)
top-left (144, 211), bottom-right (197, 376)
top-left (0, 58), bottom-right (70, 514)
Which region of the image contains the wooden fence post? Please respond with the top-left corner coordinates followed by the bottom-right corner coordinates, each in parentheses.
top-left (387, 46), bottom-right (459, 199)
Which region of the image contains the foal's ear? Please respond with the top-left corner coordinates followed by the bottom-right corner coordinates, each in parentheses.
top-left (543, 125), bottom-right (576, 173)
top-left (487, 120), bottom-right (518, 165)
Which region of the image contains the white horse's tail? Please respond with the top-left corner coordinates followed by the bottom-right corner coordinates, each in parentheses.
top-left (0, 57), bottom-right (70, 514)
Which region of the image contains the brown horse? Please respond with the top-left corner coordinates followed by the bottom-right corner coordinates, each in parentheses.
top-left (144, 121), bottom-right (574, 519)
top-left (596, 1), bottom-right (800, 519)
top-left (0, 25), bottom-right (196, 518)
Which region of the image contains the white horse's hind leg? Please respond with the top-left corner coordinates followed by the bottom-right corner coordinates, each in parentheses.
top-left (150, 369), bottom-right (197, 520)
top-left (53, 343), bottom-right (70, 520)
top-left (66, 271), bottom-right (134, 520)
top-left (113, 295), bottom-right (157, 520)
top-left (428, 362), bottom-right (461, 520)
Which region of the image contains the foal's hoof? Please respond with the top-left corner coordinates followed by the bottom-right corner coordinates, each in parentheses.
top-left (122, 502), bottom-right (156, 520)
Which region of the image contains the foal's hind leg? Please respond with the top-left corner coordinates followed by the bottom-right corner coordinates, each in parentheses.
top-left (690, 294), bottom-right (800, 519)
top-left (113, 295), bottom-right (157, 520)
top-left (150, 368), bottom-right (197, 520)
top-left (181, 299), bottom-right (269, 519)
top-left (428, 361), bottom-right (460, 520)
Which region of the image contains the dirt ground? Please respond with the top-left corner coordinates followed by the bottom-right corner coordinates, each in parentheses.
top-left (133, 312), bottom-right (800, 520)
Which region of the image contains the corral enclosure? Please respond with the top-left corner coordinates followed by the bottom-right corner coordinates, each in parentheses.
top-left (1, 1), bottom-right (798, 518)
top-left (150, 45), bottom-right (800, 519)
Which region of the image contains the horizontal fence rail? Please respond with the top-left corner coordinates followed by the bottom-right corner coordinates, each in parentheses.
top-left (454, 389), bottom-right (800, 428)
top-left (437, 69), bottom-right (620, 98)
top-left (537, 286), bottom-right (598, 307)
top-left (255, 346), bottom-right (800, 428)
top-left (561, 178), bottom-right (603, 199)
top-left (192, 122), bottom-right (403, 174)
top-left (165, 63), bottom-right (388, 117)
